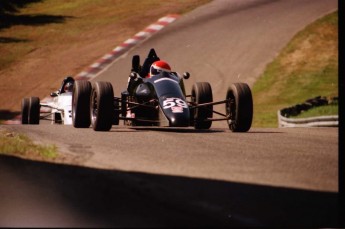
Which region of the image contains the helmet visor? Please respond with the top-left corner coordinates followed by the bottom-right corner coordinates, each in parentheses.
top-left (150, 65), bottom-right (161, 76)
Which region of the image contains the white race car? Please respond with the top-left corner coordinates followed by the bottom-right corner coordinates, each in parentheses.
top-left (21, 76), bottom-right (74, 125)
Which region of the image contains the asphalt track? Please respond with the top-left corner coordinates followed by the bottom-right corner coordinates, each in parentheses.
top-left (0, 0), bottom-right (340, 227)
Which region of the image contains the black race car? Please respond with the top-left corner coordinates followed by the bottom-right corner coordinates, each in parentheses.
top-left (72, 49), bottom-right (253, 132)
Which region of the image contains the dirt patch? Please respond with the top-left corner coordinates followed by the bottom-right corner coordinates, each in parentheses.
top-left (280, 24), bottom-right (338, 75)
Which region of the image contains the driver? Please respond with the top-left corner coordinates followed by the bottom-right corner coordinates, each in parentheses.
top-left (148, 60), bottom-right (171, 78)
top-left (50, 76), bottom-right (75, 97)
top-left (59, 76), bottom-right (75, 94)
top-left (63, 81), bottom-right (74, 93)
top-left (127, 60), bottom-right (172, 94)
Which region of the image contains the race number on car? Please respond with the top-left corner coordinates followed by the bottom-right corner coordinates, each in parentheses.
top-left (163, 97), bottom-right (188, 113)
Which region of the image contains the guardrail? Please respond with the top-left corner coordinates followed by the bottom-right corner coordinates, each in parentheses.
top-left (277, 111), bottom-right (338, 127)
top-left (277, 96), bottom-right (338, 128)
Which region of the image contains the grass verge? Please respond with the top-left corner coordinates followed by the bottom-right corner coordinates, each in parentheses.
top-left (252, 11), bottom-right (338, 127)
top-left (296, 102), bottom-right (338, 118)
top-left (0, 128), bottom-right (58, 159)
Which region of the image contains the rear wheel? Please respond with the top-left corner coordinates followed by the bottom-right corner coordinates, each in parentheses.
top-left (72, 80), bottom-right (92, 128)
top-left (226, 83), bottom-right (253, 132)
top-left (91, 81), bottom-right (114, 131)
top-left (191, 82), bottom-right (213, 129)
top-left (21, 98), bottom-right (29, 124)
top-left (28, 97), bottom-right (40, 124)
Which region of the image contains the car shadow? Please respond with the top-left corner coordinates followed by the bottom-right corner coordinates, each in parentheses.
top-left (0, 110), bottom-right (20, 121)
top-left (127, 126), bottom-right (223, 133)
top-left (0, 155), bottom-right (340, 227)
top-left (111, 126), bottom-right (284, 134)
top-left (0, 36), bottom-right (30, 43)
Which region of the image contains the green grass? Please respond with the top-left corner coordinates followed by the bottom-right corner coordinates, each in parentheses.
top-left (0, 129), bottom-right (58, 159)
top-left (252, 11), bottom-right (338, 127)
top-left (296, 103), bottom-right (338, 118)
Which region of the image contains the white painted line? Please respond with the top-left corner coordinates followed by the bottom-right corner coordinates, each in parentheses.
top-left (159, 16), bottom-right (177, 23)
top-left (124, 38), bottom-right (138, 45)
top-left (113, 46), bottom-right (125, 52)
top-left (135, 31), bottom-right (150, 37)
top-left (78, 71), bottom-right (88, 77)
top-left (90, 63), bottom-right (101, 68)
top-left (147, 24), bottom-right (164, 31)
top-left (102, 54), bottom-right (114, 59)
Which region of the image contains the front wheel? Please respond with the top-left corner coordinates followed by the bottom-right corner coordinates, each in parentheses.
top-left (21, 98), bottom-right (30, 124)
top-left (27, 97), bottom-right (40, 124)
top-left (72, 80), bottom-right (92, 128)
top-left (226, 83), bottom-right (253, 132)
top-left (90, 81), bottom-right (114, 131)
top-left (191, 82), bottom-right (213, 129)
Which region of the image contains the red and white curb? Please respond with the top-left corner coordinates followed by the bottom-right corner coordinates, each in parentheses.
top-left (4, 14), bottom-right (179, 124)
top-left (75, 14), bottom-right (179, 81)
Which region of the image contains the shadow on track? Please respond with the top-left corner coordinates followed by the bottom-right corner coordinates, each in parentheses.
top-left (0, 0), bottom-right (73, 43)
top-left (0, 155), bottom-right (339, 227)
top-left (0, 0), bottom-right (42, 14)
top-left (0, 110), bottom-right (20, 121)
top-left (0, 13), bottom-right (71, 30)
top-left (127, 126), bottom-right (223, 133)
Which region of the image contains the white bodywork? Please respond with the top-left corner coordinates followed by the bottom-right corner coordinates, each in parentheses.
top-left (41, 92), bottom-right (73, 125)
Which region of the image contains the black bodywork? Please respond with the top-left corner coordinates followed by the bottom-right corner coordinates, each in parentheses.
top-left (121, 71), bottom-right (190, 127)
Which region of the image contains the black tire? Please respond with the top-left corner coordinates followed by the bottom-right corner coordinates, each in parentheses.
top-left (21, 98), bottom-right (30, 124)
top-left (72, 80), bottom-right (92, 128)
top-left (191, 82), bottom-right (213, 129)
top-left (90, 81), bottom-right (114, 131)
top-left (28, 97), bottom-right (40, 124)
top-left (226, 83), bottom-right (253, 132)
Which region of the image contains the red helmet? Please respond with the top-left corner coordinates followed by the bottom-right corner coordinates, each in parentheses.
top-left (149, 60), bottom-right (171, 77)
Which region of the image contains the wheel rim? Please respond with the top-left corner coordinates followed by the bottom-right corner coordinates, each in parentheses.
top-left (227, 94), bottom-right (236, 129)
top-left (72, 93), bottom-right (77, 122)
